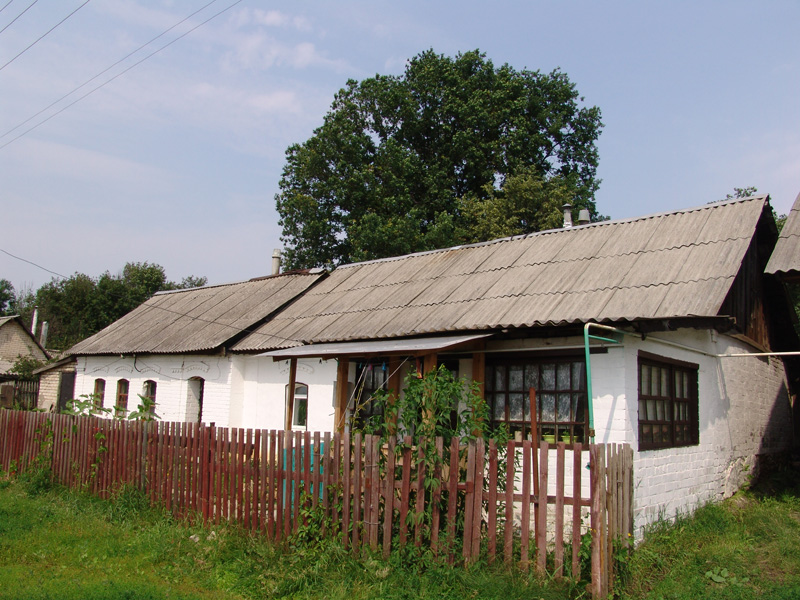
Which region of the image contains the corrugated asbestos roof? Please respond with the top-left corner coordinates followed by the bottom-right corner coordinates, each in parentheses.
top-left (68, 271), bottom-right (325, 355)
top-left (765, 191), bottom-right (800, 276)
top-left (233, 196), bottom-right (770, 351)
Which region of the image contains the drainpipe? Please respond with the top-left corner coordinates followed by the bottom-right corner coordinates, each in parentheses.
top-left (583, 323), bottom-right (624, 443)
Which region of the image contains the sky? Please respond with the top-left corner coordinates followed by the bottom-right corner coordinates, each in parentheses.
top-left (1, 0), bottom-right (798, 293)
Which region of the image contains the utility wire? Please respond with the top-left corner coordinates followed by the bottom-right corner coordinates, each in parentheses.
top-left (0, 0), bottom-right (35, 35)
top-left (0, 247), bottom-right (66, 280)
top-left (0, 1), bottom-right (16, 16)
top-left (0, 0), bottom-right (90, 71)
top-left (0, 0), bottom-right (244, 150)
top-left (1, 0), bottom-right (221, 140)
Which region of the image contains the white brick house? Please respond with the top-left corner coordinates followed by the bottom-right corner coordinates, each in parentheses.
top-left (67, 195), bottom-right (798, 536)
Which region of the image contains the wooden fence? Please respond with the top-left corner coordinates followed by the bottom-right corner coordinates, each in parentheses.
top-left (0, 410), bottom-right (633, 598)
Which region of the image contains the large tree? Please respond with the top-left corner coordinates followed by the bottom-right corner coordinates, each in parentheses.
top-left (276, 49), bottom-right (603, 269)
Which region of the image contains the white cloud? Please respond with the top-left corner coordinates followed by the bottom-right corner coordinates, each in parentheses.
top-left (253, 10), bottom-right (289, 28)
top-left (233, 8), bottom-right (312, 32)
top-left (8, 138), bottom-right (173, 189)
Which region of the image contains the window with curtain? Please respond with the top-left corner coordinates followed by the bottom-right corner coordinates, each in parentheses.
top-left (485, 355), bottom-right (587, 442)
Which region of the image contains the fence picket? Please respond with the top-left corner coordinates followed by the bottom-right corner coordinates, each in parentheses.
top-left (536, 442), bottom-right (548, 574)
top-left (554, 442), bottom-right (565, 579)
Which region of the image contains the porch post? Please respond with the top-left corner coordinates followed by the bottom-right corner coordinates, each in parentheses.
top-left (472, 341), bottom-right (486, 400)
top-left (422, 353), bottom-right (438, 426)
top-left (423, 353), bottom-right (438, 375)
top-left (334, 357), bottom-right (350, 433)
top-left (386, 357), bottom-right (402, 435)
top-left (284, 358), bottom-right (297, 431)
top-left (472, 342), bottom-right (486, 437)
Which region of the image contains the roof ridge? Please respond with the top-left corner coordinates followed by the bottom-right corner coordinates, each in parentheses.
top-left (333, 195), bottom-right (767, 271)
top-left (153, 269), bottom-right (323, 296)
top-left (303, 234), bottom-right (754, 295)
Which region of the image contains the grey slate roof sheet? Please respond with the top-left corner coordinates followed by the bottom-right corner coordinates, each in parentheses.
top-left (68, 272), bottom-right (324, 355)
top-left (765, 192), bottom-right (800, 276)
top-left (233, 196), bottom-right (770, 351)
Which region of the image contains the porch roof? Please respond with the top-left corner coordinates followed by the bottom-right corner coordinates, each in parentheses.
top-left (258, 333), bottom-right (492, 359)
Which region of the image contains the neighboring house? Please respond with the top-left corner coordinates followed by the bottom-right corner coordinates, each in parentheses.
top-left (765, 190), bottom-right (800, 439)
top-left (0, 315), bottom-right (49, 408)
top-left (34, 356), bottom-right (76, 413)
top-left (68, 270), bottom-right (329, 428)
top-left (67, 194), bottom-right (798, 537)
top-left (232, 195), bottom-right (797, 536)
top-left (766, 191), bottom-right (800, 282)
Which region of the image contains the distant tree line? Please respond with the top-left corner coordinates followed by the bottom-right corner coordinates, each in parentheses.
top-left (0, 263), bottom-right (206, 351)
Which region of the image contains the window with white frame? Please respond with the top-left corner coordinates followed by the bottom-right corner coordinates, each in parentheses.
top-left (286, 382), bottom-right (308, 428)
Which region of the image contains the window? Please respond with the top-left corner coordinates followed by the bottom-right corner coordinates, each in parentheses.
top-left (486, 356), bottom-right (587, 442)
top-left (286, 383), bottom-right (308, 428)
top-left (187, 377), bottom-right (204, 423)
top-left (352, 361), bottom-right (388, 429)
top-left (638, 353), bottom-right (698, 450)
top-left (142, 380), bottom-right (157, 415)
top-left (115, 379), bottom-right (129, 417)
top-left (93, 379), bottom-right (106, 410)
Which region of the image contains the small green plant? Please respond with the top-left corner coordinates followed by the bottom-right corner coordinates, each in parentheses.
top-left (127, 394), bottom-right (160, 421)
top-left (350, 365), bottom-right (511, 561)
top-left (705, 566), bottom-right (749, 586)
top-left (19, 418), bottom-right (55, 496)
top-left (9, 354), bottom-right (44, 379)
top-left (62, 393), bottom-right (110, 417)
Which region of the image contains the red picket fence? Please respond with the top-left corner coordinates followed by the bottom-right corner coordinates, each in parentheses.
top-left (0, 410), bottom-right (633, 598)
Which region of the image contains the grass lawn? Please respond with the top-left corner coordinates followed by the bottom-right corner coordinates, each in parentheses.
top-left (617, 465), bottom-right (800, 600)
top-left (0, 476), bottom-right (572, 600)
top-left (1, 463), bottom-right (799, 599)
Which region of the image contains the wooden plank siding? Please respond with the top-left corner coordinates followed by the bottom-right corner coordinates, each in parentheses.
top-left (0, 410), bottom-right (633, 599)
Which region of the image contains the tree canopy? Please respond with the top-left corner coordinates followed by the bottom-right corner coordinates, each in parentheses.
top-left (276, 49), bottom-right (603, 269)
top-left (8, 262), bottom-right (206, 350)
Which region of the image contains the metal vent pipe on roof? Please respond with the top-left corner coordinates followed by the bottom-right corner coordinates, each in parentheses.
top-left (271, 249), bottom-right (282, 275)
top-left (40, 321), bottom-right (48, 348)
top-left (577, 209), bottom-right (591, 225)
top-left (562, 203), bottom-right (573, 228)
top-left (30, 306), bottom-right (38, 335)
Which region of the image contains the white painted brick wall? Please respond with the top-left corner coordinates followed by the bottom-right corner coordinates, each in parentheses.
top-left (617, 330), bottom-right (793, 538)
top-left (76, 355), bottom-right (233, 424)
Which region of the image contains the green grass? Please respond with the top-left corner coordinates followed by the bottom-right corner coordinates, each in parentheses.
top-left (2, 463), bottom-right (799, 600)
top-left (0, 476), bottom-right (571, 600)
top-left (617, 466), bottom-right (800, 600)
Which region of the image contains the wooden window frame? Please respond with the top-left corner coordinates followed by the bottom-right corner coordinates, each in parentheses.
top-left (93, 379), bottom-right (106, 410)
top-left (115, 379), bottom-right (129, 417)
top-left (352, 360), bottom-right (389, 429)
top-left (637, 351), bottom-right (699, 451)
top-left (485, 354), bottom-right (588, 443)
top-left (143, 380), bottom-right (157, 415)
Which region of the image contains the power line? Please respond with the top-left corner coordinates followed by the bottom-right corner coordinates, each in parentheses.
top-left (0, 247), bottom-right (67, 280)
top-left (0, 0), bottom-right (35, 35)
top-left (1, 0), bottom-right (221, 140)
top-left (0, 0), bottom-right (244, 150)
top-left (0, 0), bottom-right (91, 71)
top-left (0, 1), bottom-right (16, 16)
